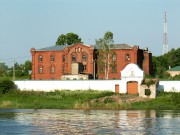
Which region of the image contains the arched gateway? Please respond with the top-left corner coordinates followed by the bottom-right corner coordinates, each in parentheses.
top-left (120, 63), bottom-right (144, 94)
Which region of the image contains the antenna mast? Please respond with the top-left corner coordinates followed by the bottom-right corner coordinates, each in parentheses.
top-left (163, 12), bottom-right (168, 55)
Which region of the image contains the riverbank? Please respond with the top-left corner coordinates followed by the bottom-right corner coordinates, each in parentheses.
top-left (0, 90), bottom-right (179, 110)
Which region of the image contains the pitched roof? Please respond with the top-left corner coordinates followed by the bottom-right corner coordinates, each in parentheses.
top-left (36, 44), bottom-right (91, 51)
top-left (112, 44), bottom-right (132, 49)
top-left (94, 44), bottom-right (132, 49)
top-left (37, 45), bottom-right (65, 51)
top-left (37, 43), bottom-right (132, 51)
top-left (168, 66), bottom-right (180, 71)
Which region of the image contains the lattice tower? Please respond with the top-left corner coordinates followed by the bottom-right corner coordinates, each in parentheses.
top-left (163, 12), bottom-right (168, 55)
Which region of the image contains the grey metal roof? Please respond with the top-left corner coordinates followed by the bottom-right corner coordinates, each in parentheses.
top-left (94, 44), bottom-right (132, 49)
top-left (37, 45), bottom-right (65, 51)
top-left (37, 44), bottom-right (132, 51)
top-left (112, 44), bottom-right (132, 49)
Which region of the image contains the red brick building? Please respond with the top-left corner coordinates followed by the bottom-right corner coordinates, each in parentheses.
top-left (30, 43), bottom-right (152, 80)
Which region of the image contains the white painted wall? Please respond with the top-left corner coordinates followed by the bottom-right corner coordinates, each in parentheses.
top-left (14, 80), bottom-right (180, 93)
top-left (158, 81), bottom-right (180, 92)
top-left (14, 80), bottom-right (121, 92)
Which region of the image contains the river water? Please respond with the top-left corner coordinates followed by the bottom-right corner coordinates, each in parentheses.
top-left (0, 109), bottom-right (179, 135)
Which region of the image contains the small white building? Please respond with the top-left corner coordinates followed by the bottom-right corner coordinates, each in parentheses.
top-left (120, 63), bottom-right (144, 94)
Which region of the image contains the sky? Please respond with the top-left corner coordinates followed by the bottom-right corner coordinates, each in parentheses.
top-left (0, 0), bottom-right (180, 67)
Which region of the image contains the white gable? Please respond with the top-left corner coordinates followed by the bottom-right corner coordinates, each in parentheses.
top-left (121, 63), bottom-right (144, 78)
top-left (120, 63), bottom-right (144, 94)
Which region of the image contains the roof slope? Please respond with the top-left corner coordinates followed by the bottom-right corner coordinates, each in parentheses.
top-left (37, 44), bottom-right (91, 51)
top-left (37, 44), bottom-right (132, 51)
top-left (37, 45), bottom-right (65, 51)
top-left (94, 44), bottom-right (132, 49)
top-left (168, 66), bottom-right (180, 71)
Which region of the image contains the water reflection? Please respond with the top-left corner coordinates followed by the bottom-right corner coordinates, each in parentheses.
top-left (0, 109), bottom-right (180, 135)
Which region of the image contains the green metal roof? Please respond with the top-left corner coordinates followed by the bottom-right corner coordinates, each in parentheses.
top-left (168, 66), bottom-right (180, 71)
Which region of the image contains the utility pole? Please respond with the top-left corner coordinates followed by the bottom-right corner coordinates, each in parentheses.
top-left (163, 11), bottom-right (168, 55)
top-left (13, 60), bottom-right (15, 80)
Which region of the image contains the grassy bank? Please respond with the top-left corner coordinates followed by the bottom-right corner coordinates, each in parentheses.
top-left (0, 90), bottom-right (180, 110)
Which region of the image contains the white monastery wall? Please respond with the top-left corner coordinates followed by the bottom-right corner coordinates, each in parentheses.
top-left (14, 80), bottom-right (121, 92)
top-left (158, 81), bottom-right (180, 92)
top-left (14, 64), bottom-right (180, 93)
top-left (14, 80), bottom-right (180, 93)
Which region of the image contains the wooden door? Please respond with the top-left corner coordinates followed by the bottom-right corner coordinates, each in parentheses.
top-left (127, 81), bottom-right (138, 94)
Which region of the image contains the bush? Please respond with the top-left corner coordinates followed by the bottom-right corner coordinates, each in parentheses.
top-left (142, 79), bottom-right (155, 87)
top-left (0, 79), bottom-right (16, 94)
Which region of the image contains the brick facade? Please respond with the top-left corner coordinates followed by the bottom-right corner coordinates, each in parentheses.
top-left (31, 43), bottom-right (152, 80)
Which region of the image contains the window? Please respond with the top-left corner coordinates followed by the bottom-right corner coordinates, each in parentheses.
top-left (38, 66), bottom-right (43, 74)
top-left (112, 54), bottom-right (117, 61)
top-left (126, 54), bottom-right (130, 61)
top-left (84, 65), bottom-right (87, 70)
top-left (50, 55), bottom-right (55, 62)
top-left (82, 55), bottom-right (87, 62)
top-left (72, 55), bottom-right (76, 62)
top-left (78, 47), bottom-right (81, 52)
top-left (38, 55), bottom-right (43, 62)
top-left (50, 66), bottom-right (55, 74)
top-left (112, 64), bottom-right (117, 73)
top-left (62, 55), bottom-right (65, 62)
top-left (62, 65), bottom-right (65, 73)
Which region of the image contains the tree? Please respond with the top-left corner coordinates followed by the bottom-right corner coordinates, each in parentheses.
top-left (96, 32), bottom-right (114, 79)
top-left (8, 61), bottom-right (32, 78)
top-left (56, 34), bottom-right (66, 45)
top-left (0, 63), bottom-right (8, 77)
top-left (152, 47), bottom-right (180, 79)
top-left (104, 31), bottom-right (113, 40)
top-left (56, 33), bottom-right (82, 46)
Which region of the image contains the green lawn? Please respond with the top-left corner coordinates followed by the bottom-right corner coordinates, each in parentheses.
top-left (0, 90), bottom-right (179, 110)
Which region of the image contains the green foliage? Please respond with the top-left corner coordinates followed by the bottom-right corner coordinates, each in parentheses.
top-left (56, 34), bottom-right (66, 45)
top-left (0, 90), bottom-right (180, 110)
top-left (0, 90), bottom-right (114, 109)
top-left (104, 31), bottom-right (113, 40)
top-left (171, 93), bottom-right (180, 104)
top-left (152, 47), bottom-right (180, 79)
top-left (56, 32), bottom-right (82, 46)
top-left (0, 63), bottom-right (8, 77)
top-left (96, 31), bottom-right (114, 79)
top-left (142, 79), bottom-right (155, 87)
top-left (0, 79), bottom-right (16, 94)
top-left (173, 74), bottom-right (180, 80)
top-left (5, 60), bottom-right (31, 79)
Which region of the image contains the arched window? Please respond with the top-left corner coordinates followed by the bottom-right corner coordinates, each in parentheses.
top-left (38, 55), bottom-right (43, 62)
top-left (83, 65), bottom-right (87, 71)
top-left (112, 53), bottom-right (117, 61)
top-left (62, 55), bottom-right (65, 62)
top-left (82, 55), bottom-right (87, 62)
top-left (126, 54), bottom-right (130, 61)
top-left (50, 55), bottom-right (55, 62)
top-left (38, 65), bottom-right (43, 74)
top-left (72, 55), bottom-right (76, 62)
top-left (50, 65), bottom-right (55, 74)
top-left (112, 64), bottom-right (117, 73)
